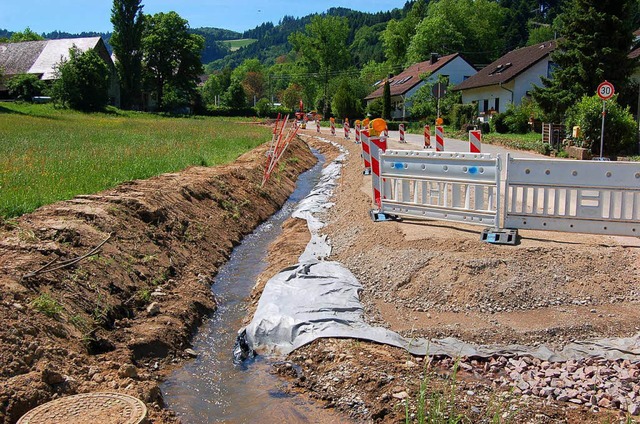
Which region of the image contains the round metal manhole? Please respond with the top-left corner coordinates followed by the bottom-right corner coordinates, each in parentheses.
top-left (17, 392), bottom-right (147, 424)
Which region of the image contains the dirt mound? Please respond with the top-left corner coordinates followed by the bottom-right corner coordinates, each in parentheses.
top-left (0, 138), bottom-right (316, 423)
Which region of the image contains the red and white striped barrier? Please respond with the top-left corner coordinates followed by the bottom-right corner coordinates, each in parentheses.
top-left (435, 126), bottom-right (444, 152)
top-left (370, 134), bottom-right (388, 208)
top-left (316, 120), bottom-right (321, 133)
top-left (361, 128), bottom-right (371, 175)
top-left (355, 124), bottom-right (361, 144)
top-left (399, 123), bottom-right (406, 143)
top-left (384, 128), bottom-right (389, 138)
top-left (424, 125), bottom-right (431, 148)
top-left (344, 121), bottom-right (350, 139)
top-left (469, 130), bottom-right (482, 153)
top-left (330, 120), bottom-right (336, 136)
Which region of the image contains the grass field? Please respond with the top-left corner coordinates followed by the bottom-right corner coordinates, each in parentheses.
top-left (221, 38), bottom-right (257, 51)
top-left (0, 103), bottom-right (270, 218)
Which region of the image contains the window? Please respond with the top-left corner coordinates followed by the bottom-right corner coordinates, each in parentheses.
top-left (483, 99), bottom-right (489, 112)
top-left (495, 98), bottom-right (500, 113)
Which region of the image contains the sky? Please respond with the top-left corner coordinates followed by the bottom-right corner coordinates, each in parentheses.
top-left (1, 1), bottom-right (405, 34)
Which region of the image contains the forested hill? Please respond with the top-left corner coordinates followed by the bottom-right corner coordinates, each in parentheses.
top-left (0, 27), bottom-right (239, 64)
top-left (208, 6), bottom-right (409, 70)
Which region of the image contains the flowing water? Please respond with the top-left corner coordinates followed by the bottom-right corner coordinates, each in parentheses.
top-left (162, 151), bottom-right (343, 423)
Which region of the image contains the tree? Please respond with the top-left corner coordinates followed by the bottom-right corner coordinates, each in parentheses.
top-left (331, 78), bottom-right (363, 119)
top-left (110, 0), bottom-right (144, 109)
top-left (281, 83), bottom-right (304, 110)
top-left (223, 81), bottom-right (246, 108)
top-left (405, 0), bottom-right (506, 65)
top-left (142, 12), bottom-right (204, 110)
top-left (6, 74), bottom-right (45, 101)
top-left (382, 80), bottom-right (391, 120)
top-left (289, 15), bottom-right (350, 117)
top-left (532, 0), bottom-right (637, 122)
top-left (381, 0), bottom-right (428, 68)
top-left (51, 47), bottom-right (110, 111)
top-left (9, 27), bottom-right (44, 42)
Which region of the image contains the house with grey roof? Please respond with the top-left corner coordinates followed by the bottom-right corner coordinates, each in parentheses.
top-left (0, 37), bottom-right (120, 106)
top-left (453, 41), bottom-right (557, 120)
top-left (365, 53), bottom-right (477, 120)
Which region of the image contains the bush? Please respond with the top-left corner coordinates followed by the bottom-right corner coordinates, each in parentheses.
top-left (51, 47), bottom-right (110, 111)
top-left (450, 104), bottom-right (476, 130)
top-left (565, 94), bottom-right (637, 156)
top-left (255, 98), bottom-right (271, 117)
top-left (491, 112), bottom-right (509, 133)
top-left (366, 98), bottom-right (383, 118)
top-left (7, 73), bottom-right (45, 101)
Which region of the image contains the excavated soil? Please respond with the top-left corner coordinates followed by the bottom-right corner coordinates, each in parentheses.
top-left (0, 137), bottom-right (317, 423)
top-left (254, 129), bottom-right (640, 424)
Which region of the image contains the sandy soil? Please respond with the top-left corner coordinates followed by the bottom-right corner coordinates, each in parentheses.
top-left (259, 129), bottom-right (640, 424)
top-left (0, 137), bottom-right (317, 423)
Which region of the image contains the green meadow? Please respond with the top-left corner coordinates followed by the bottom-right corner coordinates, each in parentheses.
top-left (221, 38), bottom-right (258, 51)
top-left (0, 103), bottom-right (270, 218)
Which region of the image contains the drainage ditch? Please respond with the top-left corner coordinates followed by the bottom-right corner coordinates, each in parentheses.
top-left (161, 150), bottom-right (342, 423)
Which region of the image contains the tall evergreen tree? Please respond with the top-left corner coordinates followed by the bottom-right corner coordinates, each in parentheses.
top-left (110, 0), bottom-right (144, 109)
top-left (532, 0), bottom-right (637, 122)
top-left (382, 80), bottom-right (392, 120)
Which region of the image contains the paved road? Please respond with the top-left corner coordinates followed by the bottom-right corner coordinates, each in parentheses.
top-left (384, 129), bottom-right (546, 160)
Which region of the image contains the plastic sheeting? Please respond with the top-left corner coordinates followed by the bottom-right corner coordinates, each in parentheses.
top-left (239, 138), bottom-right (640, 363)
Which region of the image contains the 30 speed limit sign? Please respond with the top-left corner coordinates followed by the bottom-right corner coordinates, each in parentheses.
top-left (597, 81), bottom-right (615, 100)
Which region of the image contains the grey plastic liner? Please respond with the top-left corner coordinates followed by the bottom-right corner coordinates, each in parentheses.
top-left (240, 138), bottom-right (640, 363)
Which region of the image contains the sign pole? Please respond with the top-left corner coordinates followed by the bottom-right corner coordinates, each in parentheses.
top-left (600, 100), bottom-right (606, 159)
top-left (596, 81), bottom-right (614, 159)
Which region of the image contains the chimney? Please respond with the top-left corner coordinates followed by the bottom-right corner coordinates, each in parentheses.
top-left (430, 53), bottom-right (439, 65)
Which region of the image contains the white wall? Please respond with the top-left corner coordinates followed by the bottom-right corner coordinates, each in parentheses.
top-left (460, 57), bottom-right (552, 117)
top-left (393, 56), bottom-right (477, 119)
top-left (513, 57), bottom-right (551, 102)
top-left (460, 84), bottom-right (514, 115)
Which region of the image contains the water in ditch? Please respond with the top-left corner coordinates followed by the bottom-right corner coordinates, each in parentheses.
top-left (161, 150), bottom-right (344, 423)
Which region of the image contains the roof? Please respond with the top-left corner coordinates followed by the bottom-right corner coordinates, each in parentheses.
top-left (30, 37), bottom-right (103, 80)
top-left (365, 53), bottom-right (464, 100)
top-left (0, 40), bottom-right (48, 75)
top-left (453, 40), bottom-right (557, 91)
top-left (0, 37), bottom-right (104, 80)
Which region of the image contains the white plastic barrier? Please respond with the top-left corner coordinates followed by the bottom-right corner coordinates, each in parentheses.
top-left (379, 150), bottom-right (501, 227)
top-left (504, 155), bottom-right (640, 236)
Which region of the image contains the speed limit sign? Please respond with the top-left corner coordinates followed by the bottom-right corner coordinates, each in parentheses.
top-left (597, 81), bottom-right (615, 100)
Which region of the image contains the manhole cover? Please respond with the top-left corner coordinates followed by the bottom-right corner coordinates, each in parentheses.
top-left (17, 392), bottom-right (147, 424)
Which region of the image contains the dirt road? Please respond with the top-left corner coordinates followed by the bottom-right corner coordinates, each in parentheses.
top-left (264, 128), bottom-right (640, 423)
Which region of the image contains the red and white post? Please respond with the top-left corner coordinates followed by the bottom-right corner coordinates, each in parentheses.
top-left (399, 123), bottom-right (406, 143)
top-left (370, 134), bottom-right (388, 208)
top-left (344, 120), bottom-right (350, 139)
top-left (469, 130), bottom-right (482, 153)
top-left (355, 123), bottom-right (361, 144)
top-left (435, 126), bottom-right (444, 152)
top-left (316, 119), bottom-right (321, 133)
top-left (330, 120), bottom-right (336, 136)
top-left (424, 125), bottom-right (431, 149)
top-left (360, 128), bottom-right (372, 175)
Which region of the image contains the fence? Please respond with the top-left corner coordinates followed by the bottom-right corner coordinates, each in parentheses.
top-left (378, 150), bottom-right (501, 228)
top-left (372, 150), bottom-right (639, 240)
top-left (504, 155), bottom-right (640, 237)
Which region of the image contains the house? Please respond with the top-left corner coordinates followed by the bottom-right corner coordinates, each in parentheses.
top-left (365, 53), bottom-right (477, 120)
top-left (0, 37), bottom-right (120, 106)
top-left (453, 40), bottom-right (557, 120)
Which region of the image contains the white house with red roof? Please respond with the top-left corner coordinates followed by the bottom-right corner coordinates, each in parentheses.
top-left (365, 53), bottom-right (477, 120)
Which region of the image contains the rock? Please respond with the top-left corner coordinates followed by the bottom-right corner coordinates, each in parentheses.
top-left (146, 302), bottom-right (160, 316)
top-left (118, 364), bottom-right (138, 379)
top-left (184, 348), bottom-right (198, 358)
top-left (628, 403), bottom-right (640, 416)
top-left (42, 367), bottom-right (65, 385)
top-left (392, 391), bottom-right (409, 400)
